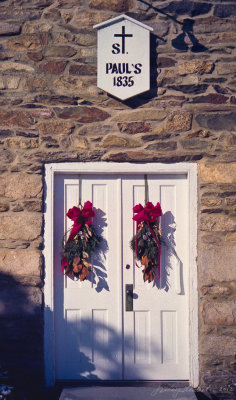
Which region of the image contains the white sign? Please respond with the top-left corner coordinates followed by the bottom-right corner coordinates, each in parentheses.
top-left (94, 15), bottom-right (153, 101)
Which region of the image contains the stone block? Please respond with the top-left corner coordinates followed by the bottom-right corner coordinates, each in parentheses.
top-left (43, 8), bottom-right (61, 21)
top-left (142, 133), bottom-right (171, 142)
top-left (166, 111), bottom-right (192, 132)
top-left (196, 112), bottom-right (236, 131)
top-left (0, 62), bottom-right (34, 73)
top-left (5, 76), bottom-right (21, 90)
top-left (0, 284), bottom-right (42, 316)
top-left (168, 84), bottom-right (208, 94)
top-left (35, 94), bottom-right (78, 106)
top-left (25, 76), bottom-right (47, 91)
top-left (0, 22), bottom-right (21, 35)
top-left (53, 76), bottom-right (88, 93)
top-left (112, 110), bottom-right (167, 122)
top-left (217, 63), bottom-right (236, 75)
top-left (0, 77), bottom-right (5, 89)
top-left (27, 51), bottom-right (43, 62)
top-left (103, 150), bottom-right (154, 162)
top-left (199, 163), bottom-right (236, 183)
top-left (89, 0), bottom-right (133, 12)
top-left (39, 61), bottom-right (67, 75)
top-left (158, 57), bottom-right (176, 68)
top-left (71, 137), bottom-right (89, 149)
top-left (199, 246), bottom-right (236, 285)
top-left (78, 124), bottom-right (111, 137)
top-left (22, 19), bottom-right (52, 34)
top-left (180, 138), bottom-right (210, 150)
top-left (22, 200), bottom-right (42, 212)
top-left (202, 300), bottom-right (236, 326)
top-left (16, 131), bottom-right (39, 139)
top-left (0, 50), bottom-right (14, 60)
top-left (6, 138), bottom-right (39, 149)
top-left (200, 214), bottom-right (236, 232)
top-left (0, 201), bottom-right (9, 212)
top-left (227, 232), bottom-right (236, 241)
top-left (194, 16), bottom-right (236, 34)
top-left (70, 11), bottom-right (113, 27)
top-left (75, 32), bottom-right (96, 46)
top-left (0, 110), bottom-right (35, 128)
top-left (76, 47), bottom-right (97, 58)
top-left (226, 133), bottom-right (236, 146)
top-left (0, 129), bottom-right (14, 138)
top-left (0, 150), bottom-right (15, 171)
top-left (44, 46), bottom-right (77, 58)
top-left (11, 202), bottom-right (24, 212)
top-left (58, 0), bottom-right (84, 7)
top-left (57, 106), bottom-right (110, 123)
top-left (0, 249), bottom-right (42, 277)
top-left (202, 370), bottom-right (236, 393)
top-left (200, 334), bottom-right (236, 357)
top-left (41, 136), bottom-right (59, 148)
top-left (8, 34), bottom-right (42, 51)
top-left (201, 198), bottom-right (222, 207)
top-left (30, 108), bottom-right (53, 119)
top-left (191, 94), bottom-right (228, 104)
top-left (159, 1), bottom-right (212, 17)
top-left (214, 85), bottom-right (229, 95)
top-left (178, 61), bottom-right (214, 76)
top-left (0, 213), bottom-right (42, 240)
top-left (201, 283), bottom-right (232, 297)
top-left (145, 141), bottom-right (177, 151)
top-left (231, 96), bottom-right (236, 105)
top-left (117, 122), bottom-right (152, 134)
top-left (214, 4), bottom-right (236, 18)
top-left (102, 134), bottom-right (140, 148)
top-left (38, 120), bottom-right (74, 135)
top-left (0, 173), bottom-right (42, 199)
top-left (69, 63), bottom-right (97, 76)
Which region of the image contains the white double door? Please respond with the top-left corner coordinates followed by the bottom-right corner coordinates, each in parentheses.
top-left (54, 173), bottom-right (189, 381)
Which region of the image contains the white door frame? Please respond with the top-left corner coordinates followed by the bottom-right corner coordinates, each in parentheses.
top-left (43, 162), bottom-right (198, 387)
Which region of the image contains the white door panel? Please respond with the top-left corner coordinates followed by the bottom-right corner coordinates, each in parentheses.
top-left (54, 174), bottom-right (122, 380)
top-left (122, 175), bottom-right (189, 380)
top-left (54, 173), bottom-right (189, 380)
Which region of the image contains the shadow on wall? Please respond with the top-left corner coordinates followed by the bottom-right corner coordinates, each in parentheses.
top-left (0, 271), bottom-right (44, 396)
top-left (114, 0), bottom-right (208, 109)
top-left (137, 0), bottom-right (208, 52)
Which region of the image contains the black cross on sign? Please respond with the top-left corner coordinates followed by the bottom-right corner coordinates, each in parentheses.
top-left (114, 26), bottom-right (133, 54)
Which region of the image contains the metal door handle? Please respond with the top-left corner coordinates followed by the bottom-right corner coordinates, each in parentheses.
top-left (125, 284), bottom-right (133, 312)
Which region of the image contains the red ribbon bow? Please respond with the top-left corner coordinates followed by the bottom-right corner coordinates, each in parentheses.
top-left (66, 201), bottom-right (95, 243)
top-left (133, 201), bottom-right (162, 280)
top-left (133, 201), bottom-right (162, 227)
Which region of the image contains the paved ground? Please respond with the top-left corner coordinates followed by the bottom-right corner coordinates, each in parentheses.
top-left (59, 386), bottom-right (198, 400)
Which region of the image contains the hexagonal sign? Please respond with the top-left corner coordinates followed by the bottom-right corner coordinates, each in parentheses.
top-left (93, 14), bottom-right (153, 101)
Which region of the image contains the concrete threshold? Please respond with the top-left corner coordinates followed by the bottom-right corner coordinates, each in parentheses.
top-left (59, 385), bottom-right (197, 400)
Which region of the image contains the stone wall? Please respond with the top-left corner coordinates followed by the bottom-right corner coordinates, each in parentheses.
top-left (0, 0), bottom-right (235, 396)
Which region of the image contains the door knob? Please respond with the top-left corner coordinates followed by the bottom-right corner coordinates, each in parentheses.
top-left (126, 264), bottom-right (131, 269)
top-left (125, 284), bottom-right (133, 312)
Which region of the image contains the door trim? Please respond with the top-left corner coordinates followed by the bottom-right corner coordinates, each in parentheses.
top-left (44, 162), bottom-right (198, 387)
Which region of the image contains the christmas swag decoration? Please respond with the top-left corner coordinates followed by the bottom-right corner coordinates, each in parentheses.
top-left (130, 202), bottom-right (162, 283)
top-left (61, 201), bottom-right (102, 281)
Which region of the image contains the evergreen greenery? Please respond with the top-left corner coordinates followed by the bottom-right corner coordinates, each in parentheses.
top-left (130, 221), bottom-right (161, 263)
top-left (62, 225), bottom-right (102, 267)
